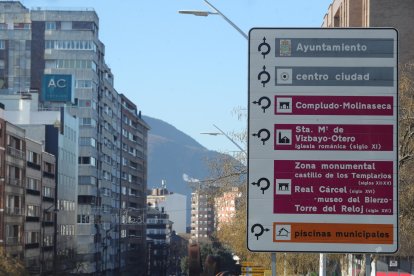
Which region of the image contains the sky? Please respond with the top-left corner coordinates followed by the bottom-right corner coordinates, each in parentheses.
top-left (19, 0), bottom-right (333, 153)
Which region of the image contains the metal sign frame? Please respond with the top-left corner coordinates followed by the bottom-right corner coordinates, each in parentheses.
top-left (247, 28), bottom-right (398, 253)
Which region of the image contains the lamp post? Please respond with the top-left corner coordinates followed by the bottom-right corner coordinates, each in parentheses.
top-left (102, 227), bottom-right (112, 274)
top-left (180, 2), bottom-right (287, 275)
top-left (42, 204), bottom-right (58, 275)
top-left (178, 0), bottom-right (248, 40)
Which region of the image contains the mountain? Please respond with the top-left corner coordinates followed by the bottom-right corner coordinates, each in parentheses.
top-left (143, 115), bottom-right (226, 223)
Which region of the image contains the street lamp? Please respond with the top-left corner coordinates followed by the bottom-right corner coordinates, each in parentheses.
top-left (201, 124), bottom-right (246, 154)
top-left (178, 0), bottom-right (248, 40)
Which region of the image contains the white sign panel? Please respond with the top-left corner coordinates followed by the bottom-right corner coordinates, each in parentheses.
top-left (247, 28), bottom-right (398, 253)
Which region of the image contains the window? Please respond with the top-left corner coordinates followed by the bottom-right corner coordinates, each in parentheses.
top-left (6, 225), bottom-right (20, 244)
top-left (101, 188), bottom-right (111, 196)
top-left (43, 186), bottom-right (54, 198)
top-left (25, 231), bottom-right (40, 244)
top-left (78, 176), bottom-right (97, 185)
top-left (102, 170), bottom-right (110, 180)
top-left (78, 156), bottom-right (97, 166)
top-left (44, 234), bottom-right (53, 246)
top-left (61, 21), bottom-right (72, 30)
top-left (8, 135), bottom-right (22, 150)
top-left (56, 59), bottom-right (93, 69)
top-left (58, 200), bottom-right (75, 211)
top-left (72, 21), bottom-right (94, 31)
top-left (122, 129), bottom-right (128, 137)
top-left (26, 205), bottom-right (40, 217)
top-left (76, 80), bottom-right (93, 88)
top-left (77, 214), bottom-right (90, 224)
top-left (0, 40), bottom-right (5, 49)
top-left (44, 211), bottom-right (53, 222)
top-left (130, 161), bottom-right (137, 170)
top-left (44, 161), bottom-right (54, 173)
top-left (128, 147), bottom-right (136, 156)
top-left (79, 137), bottom-right (96, 147)
top-left (80, 117), bottom-right (97, 127)
top-left (13, 23), bottom-right (30, 29)
top-left (45, 21), bottom-right (56, 30)
top-left (27, 151), bottom-right (39, 164)
top-left (6, 195), bottom-right (22, 214)
top-left (78, 99), bottom-right (92, 108)
top-left (26, 178), bottom-right (40, 191)
top-left (45, 40), bottom-right (96, 51)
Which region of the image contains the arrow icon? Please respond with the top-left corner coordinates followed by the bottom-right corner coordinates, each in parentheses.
top-left (252, 96), bottom-right (271, 113)
top-left (252, 129), bottom-right (271, 145)
top-left (251, 223), bottom-right (270, 240)
top-left (251, 178), bottom-right (270, 194)
top-left (258, 37), bottom-right (271, 59)
top-left (258, 66), bottom-right (270, 87)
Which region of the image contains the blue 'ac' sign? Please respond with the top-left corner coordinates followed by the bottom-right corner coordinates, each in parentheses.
top-left (41, 74), bottom-right (73, 102)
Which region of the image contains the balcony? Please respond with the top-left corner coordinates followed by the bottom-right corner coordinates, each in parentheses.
top-left (42, 221), bottom-right (54, 227)
top-left (6, 237), bottom-right (20, 245)
top-left (7, 177), bottom-right (22, 187)
top-left (26, 216), bottom-right (40, 222)
top-left (27, 161), bottom-right (41, 171)
top-left (7, 146), bottom-right (25, 159)
top-left (42, 196), bottom-right (54, 203)
top-left (42, 245), bottom-right (53, 251)
top-left (6, 207), bottom-right (23, 216)
top-left (26, 189), bottom-right (41, 196)
top-left (43, 171), bottom-right (55, 179)
top-left (25, 243), bottom-right (40, 249)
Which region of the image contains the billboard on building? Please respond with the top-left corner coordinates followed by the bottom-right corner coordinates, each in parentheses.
top-left (41, 74), bottom-right (74, 103)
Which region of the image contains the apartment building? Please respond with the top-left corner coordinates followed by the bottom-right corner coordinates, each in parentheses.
top-left (190, 189), bottom-right (215, 242)
top-left (322, 1), bottom-right (414, 274)
top-left (24, 139), bottom-right (43, 271)
top-left (0, 104), bottom-right (57, 274)
top-left (214, 187), bottom-right (241, 230)
top-left (1, 92), bottom-right (79, 273)
top-left (24, 140), bottom-right (57, 275)
top-left (146, 206), bottom-right (172, 276)
top-left (120, 94), bottom-right (149, 275)
top-left (0, 2), bottom-right (148, 274)
top-left (147, 186), bottom-right (187, 234)
top-left (1, 108), bottom-right (26, 260)
top-left (322, 0), bottom-right (414, 64)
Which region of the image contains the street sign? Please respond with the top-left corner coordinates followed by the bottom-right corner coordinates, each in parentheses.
top-left (247, 28), bottom-right (398, 253)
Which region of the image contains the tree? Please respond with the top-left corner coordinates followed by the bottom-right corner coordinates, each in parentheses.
top-left (200, 237), bottom-right (238, 272)
top-left (181, 256), bottom-right (189, 276)
top-left (207, 117), bottom-right (323, 275)
top-left (0, 249), bottom-right (29, 276)
top-left (397, 63), bottom-right (414, 256)
top-left (209, 64), bottom-right (414, 274)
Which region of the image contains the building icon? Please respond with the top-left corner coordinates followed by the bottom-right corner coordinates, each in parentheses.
top-left (279, 101), bottom-right (290, 109)
top-left (277, 130), bottom-right (291, 145)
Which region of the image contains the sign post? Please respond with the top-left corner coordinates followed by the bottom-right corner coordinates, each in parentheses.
top-left (247, 28), bottom-right (398, 253)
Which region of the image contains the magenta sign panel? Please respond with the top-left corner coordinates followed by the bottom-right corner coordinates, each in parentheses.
top-left (274, 124), bottom-right (393, 151)
top-left (275, 96), bottom-right (394, 116)
top-left (273, 160), bottom-right (393, 215)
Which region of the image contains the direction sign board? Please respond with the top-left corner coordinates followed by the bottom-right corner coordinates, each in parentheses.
top-left (247, 28), bottom-right (398, 253)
